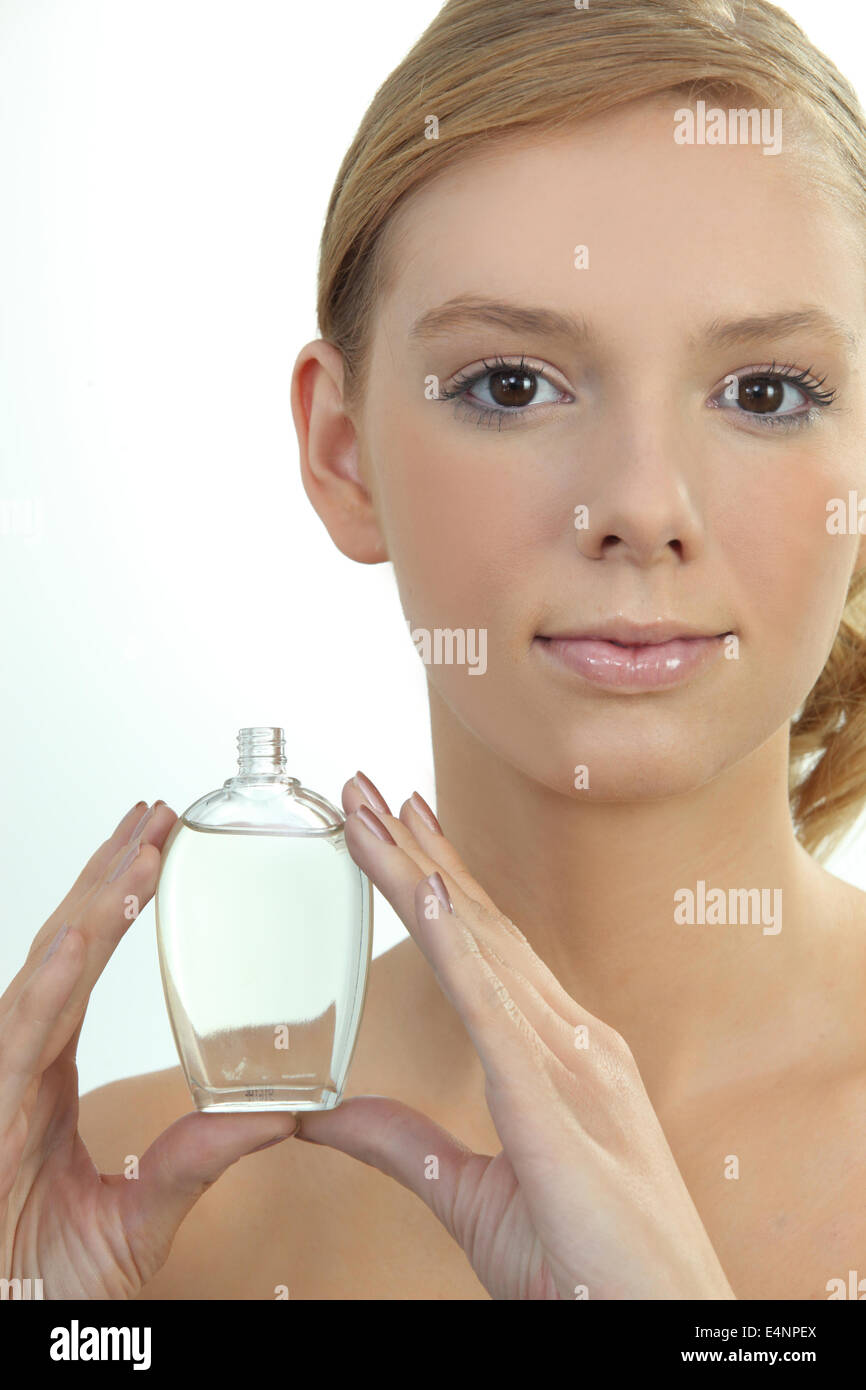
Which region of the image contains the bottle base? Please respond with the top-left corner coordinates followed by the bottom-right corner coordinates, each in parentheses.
top-left (190, 1081), bottom-right (342, 1112)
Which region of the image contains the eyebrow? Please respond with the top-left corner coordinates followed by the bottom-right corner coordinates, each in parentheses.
top-left (408, 295), bottom-right (859, 353)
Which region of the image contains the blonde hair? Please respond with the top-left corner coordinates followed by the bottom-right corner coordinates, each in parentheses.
top-left (316, 0), bottom-right (866, 861)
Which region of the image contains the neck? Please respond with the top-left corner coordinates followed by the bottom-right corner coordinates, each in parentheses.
top-left (425, 684), bottom-right (847, 1109)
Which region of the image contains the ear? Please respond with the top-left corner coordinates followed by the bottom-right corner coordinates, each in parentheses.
top-left (290, 339), bottom-right (388, 564)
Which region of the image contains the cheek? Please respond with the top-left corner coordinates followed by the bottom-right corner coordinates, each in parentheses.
top-left (721, 455), bottom-right (858, 698)
top-left (377, 426), bottom-right (536, 630)
top-left (374, 424), bottom-right (541, 750)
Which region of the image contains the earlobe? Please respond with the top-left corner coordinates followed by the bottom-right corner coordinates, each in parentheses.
top-left (290, 339), bottom-right (389, 564)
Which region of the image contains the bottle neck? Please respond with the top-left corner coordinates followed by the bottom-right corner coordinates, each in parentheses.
top-left (235, 726), bottom-right (287, 778)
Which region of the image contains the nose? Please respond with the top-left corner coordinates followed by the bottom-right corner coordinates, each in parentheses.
top-left (573, 404), bottom-right (703, 567)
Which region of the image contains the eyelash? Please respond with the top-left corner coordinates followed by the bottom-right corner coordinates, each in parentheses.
top-left (435, 354), bottom-right (838, 432)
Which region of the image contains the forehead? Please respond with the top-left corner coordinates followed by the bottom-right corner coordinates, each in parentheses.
top-left (375, 97), bottom-right (863, 347)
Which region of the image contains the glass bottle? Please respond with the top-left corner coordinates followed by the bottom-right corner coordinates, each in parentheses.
top-left (155, 727), bottom-right (372, 1112)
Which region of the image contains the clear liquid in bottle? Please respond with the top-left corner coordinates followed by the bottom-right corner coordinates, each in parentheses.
top-left (155, 727), bottom-right (372, 1112)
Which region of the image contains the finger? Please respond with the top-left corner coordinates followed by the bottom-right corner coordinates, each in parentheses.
top-left (342, 773), bottom-right (497, 925)
top-left (7, 802), bottom-right (166, 999)
top-left (0, 924), bottom-right (88, 1135)
top-left (351, 792), bottom-right (631, 1112)
top-left (110, 1110), bottom-right (301, 1284)
top-left (344, 773), bottom-right (582, 1022)
top-left (292, 1094), bottom-right (489, 1251)
top-left (344, 776), bottom-right (588, 1039)
top-left (3, 807), bottom-right (176, 1058)
top-left (343, 777), bottom-right (617, 1086)
top-left (338, 780), bottom-right (643, 1251)
top-left (43, 833), bottom-right (166, 1052)
top-left (48, 801), bottom-right (173, 956)
top-left (36, 801), bottom-right (155, 945)
top-left (343, 774), bottom-right (505, 921)
top-left (343, 773), bottom-right (493, 903)
top-left (342, 806), bottom-right (566, 1109)
top-left (396, 792), bottom-right (586, 1015)
top-left (294, 1094), bottom-right (586, 1302)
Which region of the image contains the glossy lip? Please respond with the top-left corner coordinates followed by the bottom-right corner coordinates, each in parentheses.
top-left (534, 620), bottom-right (733, 691)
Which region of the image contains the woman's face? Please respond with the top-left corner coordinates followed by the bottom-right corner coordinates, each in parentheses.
top-left (345, 96), bottom-right (866, 798)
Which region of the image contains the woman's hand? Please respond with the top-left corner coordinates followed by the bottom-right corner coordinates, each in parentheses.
top-left (294, 772), bottom-right (736, 1301)
top-left (0, 801), bottom-right (298, 1299)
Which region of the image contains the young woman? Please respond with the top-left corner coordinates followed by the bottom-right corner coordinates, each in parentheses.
top-left (4, 0), bottom-right (866, 1300)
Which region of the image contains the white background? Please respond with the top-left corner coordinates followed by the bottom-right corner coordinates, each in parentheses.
top-left (1, 0), bottom-right (864, 1099)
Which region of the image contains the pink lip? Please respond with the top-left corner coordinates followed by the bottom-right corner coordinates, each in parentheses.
top-left (535, 632), bottom-right (729, 690)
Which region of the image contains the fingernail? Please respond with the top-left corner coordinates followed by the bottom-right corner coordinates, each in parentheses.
top-left (355, 803), bottom-right (396, 845)
top-left (409, 791), bottom-right (443, 835)
top-left (107, 837), bottom-right (141, 883)
top-left (426, 871), bottom-right (453, 915)
top-left (353, 771), bottom-right (390, 815)
top-left (116, 801), bottom-right (147, 834)
top-left (44, 922), bottom-right (70, 962)
top-left (129, 802), bottom-right (158, 841)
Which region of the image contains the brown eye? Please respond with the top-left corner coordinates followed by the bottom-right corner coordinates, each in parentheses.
top-left (713, 364), bottom-right (836, 432)
top-left (737, 375), bottom-right (788, 414)
top-left (487, 368), bottom-right (538, 408)
top-left (439, 356), bottom-right (570, 427)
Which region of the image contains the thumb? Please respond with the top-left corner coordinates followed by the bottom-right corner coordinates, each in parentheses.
top-left (114, 1110), bottom-right (300, 1277)
top-left (294, 1094), bottom-right (488, 1245)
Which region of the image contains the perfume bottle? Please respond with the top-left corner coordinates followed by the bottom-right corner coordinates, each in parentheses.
top-left (155, 727), bottom-right (372, 1112)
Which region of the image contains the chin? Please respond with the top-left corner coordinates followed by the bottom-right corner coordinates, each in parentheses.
top-left (518, 730), bottom-right (739, 802)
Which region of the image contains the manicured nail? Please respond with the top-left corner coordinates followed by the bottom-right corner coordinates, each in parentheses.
top-left (409, 791), bottom-right (443, 835)
top-left (129, 802), bottom-right (158, 840)
top-left (355, 803), bottom-right (396, 845)
top-left (44, 922), bottom-right (70, 962)
top-left (353, 771), bottom-right (390, 815)
top-left (426, 872), bottom-right (453, 915)
top-left (116, 801), bottom-right (146, 834)
top-left (107, 837), bottom-right (142, 883)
